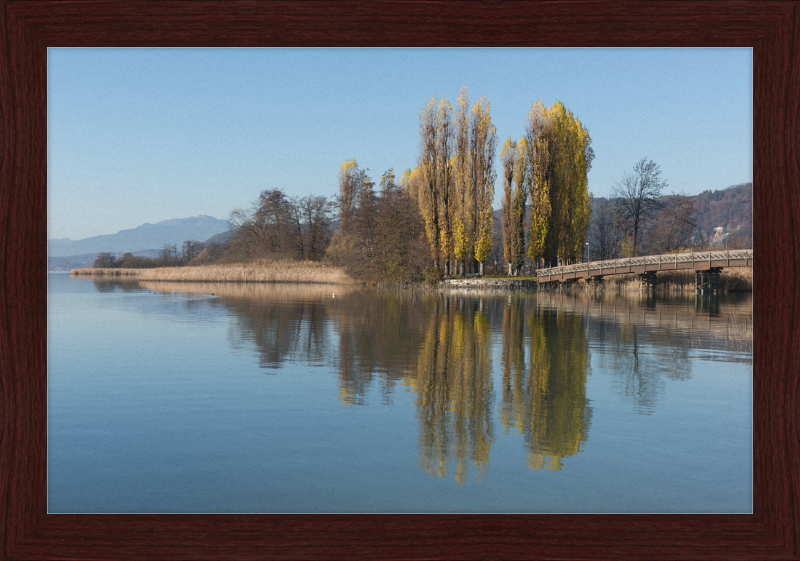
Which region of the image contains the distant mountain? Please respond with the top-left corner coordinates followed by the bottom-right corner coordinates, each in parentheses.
top-left (48, 215), bottom-right (231, 257)
top-left (47, 249), bottom-right (162, 272)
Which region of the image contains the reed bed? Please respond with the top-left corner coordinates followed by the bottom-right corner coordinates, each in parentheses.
top-left (140, 280), bottom-right (355, 300)
top-left (577, 268), bottom-right (752, 293)
top-left (724, 313), bottom-right (753, 353)
top-left (71, 259), bottom-right (354, 284)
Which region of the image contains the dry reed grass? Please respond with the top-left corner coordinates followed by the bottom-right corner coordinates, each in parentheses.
top-left (71, 259), bottom-right (354, 284)
top-left (140, 280), bottom-right (355, 300)
top-left (581, 268), bottom-right (752, 293)
top-left (724, 313), bottom-right (753, 353)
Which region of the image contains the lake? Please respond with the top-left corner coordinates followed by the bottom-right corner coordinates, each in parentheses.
top-left (47, 272), bottom-right (752, 513)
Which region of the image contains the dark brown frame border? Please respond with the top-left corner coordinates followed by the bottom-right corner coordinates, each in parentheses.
top-left (2, 2), bottom-right (797, 559)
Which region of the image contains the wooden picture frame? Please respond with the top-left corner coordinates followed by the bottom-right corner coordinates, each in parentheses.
top-left (1, 2), bottom-right (797, 559)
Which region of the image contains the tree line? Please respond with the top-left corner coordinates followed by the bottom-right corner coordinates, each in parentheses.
top-left (93, 239), bottom-right (211, 269)
top-left (94, 86), bottom-right (738, 279)
top-left (92, 88), bottom-right (596, 280)
top-left (337, 88), bottom-right (595, 280)
top-left (587, 157), bottom-right (749, 263)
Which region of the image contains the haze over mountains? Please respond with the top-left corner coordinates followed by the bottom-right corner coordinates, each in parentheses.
top-left (48, 215), bottom-right (231, 257)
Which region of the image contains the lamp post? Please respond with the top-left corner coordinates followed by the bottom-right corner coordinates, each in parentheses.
top-left (585, 242), bottom-right (590, 264)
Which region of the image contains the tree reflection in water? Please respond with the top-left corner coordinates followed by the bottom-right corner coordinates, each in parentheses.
top-left (134, 282), bottom-right (742, 483)
top-left (500, 298), bottom-right (593, 471)
top-left (414, 298), bottom-right (496, 484)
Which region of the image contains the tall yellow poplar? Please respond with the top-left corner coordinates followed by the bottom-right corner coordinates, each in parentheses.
top-left (417, 98), bottom-right (441, 268)
top-left (435, 97), bottom-right (455, 276)
top-left (501, 137), bottom-right (517, 275)
top-left (525, 100), bottom-right (593, 266)
top-left (338, 158), bottom-right (360, 229)
top-left (470, 96), bottom-right (496, 276)
top-left (452, 86), bottom-right (472, 276)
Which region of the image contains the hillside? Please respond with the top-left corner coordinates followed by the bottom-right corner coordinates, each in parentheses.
top-left (692, 183), bottom-right (752, 243)
top-left (48, 215), bottom-right (231, 257)
top-left (590, 182), bottom-right (752, 247)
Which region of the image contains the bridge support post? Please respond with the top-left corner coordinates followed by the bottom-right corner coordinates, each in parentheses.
top-left (638, 271), bottom-right (657, 290)
top-left (695, 267), bottom-right (722, 293)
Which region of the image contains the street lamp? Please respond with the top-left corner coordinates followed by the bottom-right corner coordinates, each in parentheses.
top-left (585, 242), bottom-right (590, 263)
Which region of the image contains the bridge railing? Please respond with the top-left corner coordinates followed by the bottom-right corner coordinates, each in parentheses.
top-left (536, 249), bottom-right (753, 279)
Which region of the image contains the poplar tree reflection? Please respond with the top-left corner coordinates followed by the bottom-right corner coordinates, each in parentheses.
top-left (335, 290), bottom-right (433, 406)
top-left (500, 301), bottom-right (593, 471)
top-left (415, 298), bottom-right (496, 485)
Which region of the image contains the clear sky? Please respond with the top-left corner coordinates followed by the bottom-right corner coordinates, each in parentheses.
top-left (48, 48), bottom-right (752, 241)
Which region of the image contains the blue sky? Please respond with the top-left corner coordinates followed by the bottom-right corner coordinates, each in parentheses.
top-left (48, 48), bottom-right (752, 241)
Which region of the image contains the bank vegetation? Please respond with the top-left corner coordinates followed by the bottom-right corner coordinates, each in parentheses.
top-left (71, 259), bottom-right (353, 284)
top-left (81, 86), bottom-right (750, 287)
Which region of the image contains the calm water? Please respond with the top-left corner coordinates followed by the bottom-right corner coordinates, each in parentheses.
top-left (48, 272), bottom-right (752, 513)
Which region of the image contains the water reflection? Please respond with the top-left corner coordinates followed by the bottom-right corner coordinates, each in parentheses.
top-left (499, 299), bottom-right (592, 470)
top-left (92, 278), bottom-right (141, 293)
top-left (333, 290), bottom-right (431, 406)
top-left (119, 280), bottom-right (751, 482)
top-left (413, 299), bottom-right (495, 483)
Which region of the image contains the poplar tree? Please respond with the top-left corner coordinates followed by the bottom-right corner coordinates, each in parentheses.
top-left (501, 138), bottom-right (517, 275)
top-left (435, 98), bottom-right (455, 276)
top-left (452, 87), bottom-right (472, 277)
top-left (338, 158), bottom-right (360, 230)
top-left (417, 89), bottom-right (496, 277)
top-left (470, 96), bottom-right (497, 277)
top-left (417, 98), bottom-right (442, 270)
top-left (525, 100), bottom-right (593, 267)
top-left (501, 137), bottom-right (528, 276)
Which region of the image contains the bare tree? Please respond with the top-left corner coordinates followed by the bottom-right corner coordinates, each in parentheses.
top-left (647, 193), bottom-right (696, 254)
top-left (229, 188), bottom-right (298, 258)
top-left (299, 194), bottom-right (335, 261)
top-left (181, 240), bottom-right (204, 263)
top-left (612, 158), bottom-right (668, 256)
top-left (93, 252), bottom-right (117, 268)
top-left (589, 199), bottom-right (625, 260)
top-left (159, 243), bottom-right (178, 265)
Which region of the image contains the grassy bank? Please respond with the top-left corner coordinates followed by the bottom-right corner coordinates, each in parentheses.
top-left (71, 259), bottom-right (354, 284)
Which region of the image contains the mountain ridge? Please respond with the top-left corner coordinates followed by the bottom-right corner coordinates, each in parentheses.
top-left (48, 215), bottom-right (232, 257)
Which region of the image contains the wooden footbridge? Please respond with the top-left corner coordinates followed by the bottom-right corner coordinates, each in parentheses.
top-left (536, 249), bottom-right (753, 291)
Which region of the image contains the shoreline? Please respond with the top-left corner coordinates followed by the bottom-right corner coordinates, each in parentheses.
top-left (70, 263), bottom-right (752, 293)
